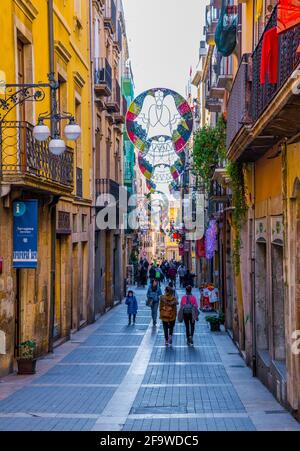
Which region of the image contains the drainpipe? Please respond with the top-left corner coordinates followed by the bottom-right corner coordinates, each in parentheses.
top-left (47, 0), bottom-right (58, 138)
top-left (47, 0), bottom-right (57, 353)
top-left (251, 162), bottom-right (257, 377)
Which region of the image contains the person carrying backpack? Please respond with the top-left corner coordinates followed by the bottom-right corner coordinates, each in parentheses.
top-left (179, 285), bottom-right (199, 346)
top-left (160, 286), bottom-right (178, 347)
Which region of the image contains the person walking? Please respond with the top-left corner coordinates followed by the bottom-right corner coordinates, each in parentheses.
top-left (149, 263), bottom-right (156, 281)
top-left (168, 265), bottom-right (177, 287)
top-left (125, 290), bottom-right (138, 326)
top-left (140, 263), bottom-right (148, 288)
top-left (178, 264), bottom-right (187, 288)
top-left (179, 285), bottom-right (199, 346)
top-left (160, 286), bottom-right (178, 347)
top-left (146, 279), bottom-right (162, 326)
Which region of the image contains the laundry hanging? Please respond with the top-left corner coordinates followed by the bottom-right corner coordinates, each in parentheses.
top-left (277, 0), bottom-right (300, 34)
top-left (215, 0), bottom-right (238, 57)
top-left (260, 27), bottom-right (279, 84)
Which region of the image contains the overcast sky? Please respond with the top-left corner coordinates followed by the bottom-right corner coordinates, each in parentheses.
top-left (123, 0), bottom-right (207, 97)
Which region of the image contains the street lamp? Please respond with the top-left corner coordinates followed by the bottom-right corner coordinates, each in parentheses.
top-left (34, 114), bottom-right (81, 155)
top-left (0, 74), bottom-right (81, 155)
top-left (64, 118), bottom-right (81, 141)
top-left (33, 118), bottom-right (51, 142)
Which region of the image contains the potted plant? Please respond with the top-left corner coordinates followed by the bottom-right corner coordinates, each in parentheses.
top-left (205, 315), bottom-right (221, 332)
top-left (17, 340), bottom-right (37, 375)
top-left (218, 312), bottom-right (225, 325)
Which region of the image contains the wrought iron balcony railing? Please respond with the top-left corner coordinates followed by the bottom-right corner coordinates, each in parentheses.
top-left (0, 121), bottom-right (73, 191)
top-left (227, 5), bottom-right (300, 151)
top-left (251, 5), bottom-right (300, 123)
top-left (115, 95), bottom-right (127, 124)
top-left (106, 79), bottom-right (121, 113)
top-left (114, 21), bottom-right (122, 52)
top-left (226, 53), bottom-right (251, 149)
top-left (94, 57), bottom-right (112, 96)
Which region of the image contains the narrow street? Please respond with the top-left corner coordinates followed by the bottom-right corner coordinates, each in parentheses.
top-left (0, 286), bottom-right (299, 432)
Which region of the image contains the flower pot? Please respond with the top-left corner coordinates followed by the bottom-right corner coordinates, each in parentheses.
top-left (17, 358), bottom-right (37, 375)
top-left (210, 322), bottom-right (221, 332)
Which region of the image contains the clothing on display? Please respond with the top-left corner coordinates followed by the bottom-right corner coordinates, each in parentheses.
top-left (260, 27), bottom-right (279, 84)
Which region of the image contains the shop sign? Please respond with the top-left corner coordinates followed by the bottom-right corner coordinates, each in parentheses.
top-left (13, 200), bottom-right (38, 268)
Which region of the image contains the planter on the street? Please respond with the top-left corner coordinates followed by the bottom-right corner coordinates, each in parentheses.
top-left (205, 315), bottom-right (221, 332)
top-left (17, 340), bottom-right (37, 375)
top-left (17, 358), bottom-right (37, 375)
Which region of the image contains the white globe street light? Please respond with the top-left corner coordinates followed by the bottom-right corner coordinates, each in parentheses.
top-left (49, 138), bottom-right (66, 156)
top-left (64, 119), bottom-right (81, 141)
top-left (33, 120), bottom-right (50, 142)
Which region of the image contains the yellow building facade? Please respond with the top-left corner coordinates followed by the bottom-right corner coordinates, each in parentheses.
top-left (0, 0), bottom-right (93, 376)
top-left (225, 0), bottom-right (300, 419)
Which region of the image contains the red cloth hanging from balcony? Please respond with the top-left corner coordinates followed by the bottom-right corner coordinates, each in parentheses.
top-left (196, 237), bottom-right (206, 258)
top-left (260, 27), bottom-right (279, 84)
top-left (277, 0), bottom-right (300, 34)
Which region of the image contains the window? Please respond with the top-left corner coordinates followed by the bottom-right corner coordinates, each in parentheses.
top-left (82, 214), bottom-right (88, 233)
top-left (17, 38), bottom-right (25, 121)
top-left (115, 138), bottom-right (120, 181)
top-left (58, 75), bottom-right (67, 137)
top-left (72, 214), bottom-right (78, 233)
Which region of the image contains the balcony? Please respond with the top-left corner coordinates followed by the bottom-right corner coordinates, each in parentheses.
top-left (76, 167), bottom-right (82, 198)
top-left (226, 53), bottom-right (251, 150)
top-left (227, 6), bottom-right (300, 161)
top-left (104, 0), bottom-right (117, 34)
top-left (114, 95), bottom-right (127, 125)
top-left (95, 178), bottom-right (120, 203)
top-left (209, 180), bottom-right (229, 204)
top-left (205, 4), bottom-right (219, 46)
top-left (106, 79), bottom-right (121, 114)
top-left (0, 121), bottom-right (73, 194)
top-left (94, 57), bottom-right (112, 97)
top-left (114, 21), bottom-right (122, 52)
top-left (205, 96), bottom-right (222, 112)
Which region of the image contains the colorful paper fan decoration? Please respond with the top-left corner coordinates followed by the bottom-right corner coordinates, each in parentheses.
top-left (205, 220), bottom-right (218, 259)
top-left (146, 180), bottom-right (157, 193)
top-left (138, 152), bottom-right (154, 180)
top-left (126, 88), bottom-right (193, 154)
top-left (169, 181), bottom-right (180, 193)
top-left (170, 158), bottom-right (185, 181)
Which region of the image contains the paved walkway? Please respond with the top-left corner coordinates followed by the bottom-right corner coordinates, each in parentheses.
top-left (0, 286), bottom-right (299, 431)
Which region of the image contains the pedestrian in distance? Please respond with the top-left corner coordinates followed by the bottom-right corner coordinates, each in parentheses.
top-left (146, 279), bottom-right (162, 327)
top-left (178, 263), bottom-right (187, 288)
top-left (168, 265), bottom-right (177, 287)
top-left (160, 286), bottom-right (178, 347)
top-left (125, 290), bottom-right (138, 326)
top-left (149, 263), bottom-right (156, 281)
top-left (178, 285), bottom-right (199, 346)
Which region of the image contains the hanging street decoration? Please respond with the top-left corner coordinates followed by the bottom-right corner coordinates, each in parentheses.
top-left (205, 220), bottom-right (218, 259)
top-left (126, 88), bottom-right (193, 194)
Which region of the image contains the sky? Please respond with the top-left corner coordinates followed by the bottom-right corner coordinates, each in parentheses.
top-left (123, 0), bottom-right (207, 97)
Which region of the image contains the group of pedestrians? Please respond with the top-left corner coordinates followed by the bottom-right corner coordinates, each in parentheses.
top-left (125, 278), bottom-right (199, 347)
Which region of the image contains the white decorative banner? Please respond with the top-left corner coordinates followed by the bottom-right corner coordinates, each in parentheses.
top-left (271, 215), bottom-right (284, 244)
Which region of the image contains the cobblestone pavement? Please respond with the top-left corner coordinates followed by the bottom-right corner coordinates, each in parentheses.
top-left (0, 286), bottom-right (300, 431)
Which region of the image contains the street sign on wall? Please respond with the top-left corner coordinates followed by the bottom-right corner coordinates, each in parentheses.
top-left (13, 200), bottom-right (38, 268)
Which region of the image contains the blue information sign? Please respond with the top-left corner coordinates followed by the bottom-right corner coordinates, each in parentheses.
top-left (13, 200), bottom-right (38, 269)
